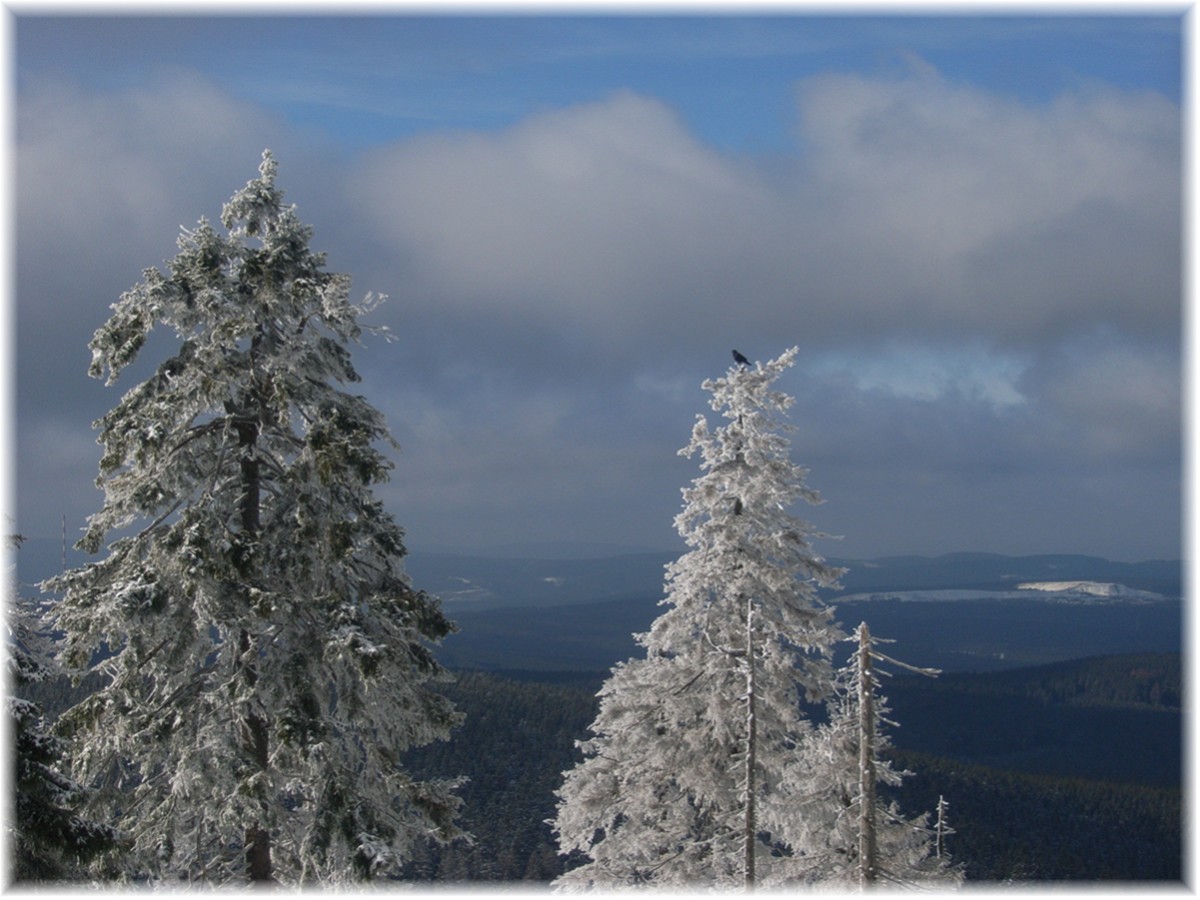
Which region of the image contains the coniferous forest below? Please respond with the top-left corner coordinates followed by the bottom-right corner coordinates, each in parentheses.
top-left (392, 654), bottom-right (1182, 883)
top-left (21, 649), bottom-right (1181, 883)
top-left (18, 535), bottom-right (1185, 887)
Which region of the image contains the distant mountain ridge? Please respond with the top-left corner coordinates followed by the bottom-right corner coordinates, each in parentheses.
top-left (13, 539), bottom-right (1182, 675)
top-left (399, 550), bottom-right (1180, 613)
top-left (17, 538), bottom-right (1179, 603)
top-left (835, 552), bottom-right (1180, 597)
top-left (402, 551), bottom-right (678, 611)
top-left (404, 550), bottom-right (1181, 674)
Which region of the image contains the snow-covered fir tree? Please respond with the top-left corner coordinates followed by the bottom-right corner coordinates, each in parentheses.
top-left (552, 347), bottom-right (845, 888)
top-left (9, 535), bottom-right (119, 882)
top-left (797, 622), bottom-right (963, 888)
top-left (43, 153), bottom-right (462, 885)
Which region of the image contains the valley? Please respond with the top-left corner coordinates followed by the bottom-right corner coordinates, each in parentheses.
top-left (397, 653), bottom-right (1182, 882)
top-left (400, 550), bottom-right (1182, 673)
top-left (16, 544), bottom-right (1184, 883)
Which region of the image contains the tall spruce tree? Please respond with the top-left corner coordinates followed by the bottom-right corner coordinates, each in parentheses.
top-left (552, 347), bottom-right (844, 888)
top-left (43, 152), bottom-right (462, 885)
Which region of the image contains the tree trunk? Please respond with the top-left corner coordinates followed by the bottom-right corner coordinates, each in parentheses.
top-left (235, 389), bottom-right (272, 883)
top-left (239, 630), bottom-right (271, 882)
top-left (935, 795), bottom-right (948, 860)
top-left (744, 598), bottom-right (756, 891)
top-left (857, 622), bottom-right (876, 889)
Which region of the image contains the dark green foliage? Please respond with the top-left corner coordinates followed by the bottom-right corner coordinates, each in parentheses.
top-left (398, 671), bottom-right (600, 881)
top-left (9, 572), bottom-right (118, 883)
top-left (883, 653), bottom-right (1181, 786)
top-left (890, 753), bottom-right (1181, 882)
top-left (18, 650), bottom-right (1182, 882)
top-left (397, 658), bottom-right (1180, 883)
top-left (11, 696), bottom-right (120, 882)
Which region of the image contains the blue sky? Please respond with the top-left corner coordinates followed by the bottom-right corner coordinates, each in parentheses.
top-left (17, 15), bottom-right (1182, 151)
top-left (11, 10), bottom-right (1184, 563)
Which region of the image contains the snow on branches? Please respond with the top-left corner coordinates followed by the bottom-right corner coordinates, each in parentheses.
top-left (552, 347), bottom-right (845, 888)
top-left (44, 152), bottom-right (462, 885)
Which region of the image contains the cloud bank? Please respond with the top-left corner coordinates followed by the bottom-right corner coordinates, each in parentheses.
top-left (14, 61), bottom-right (1181, 560)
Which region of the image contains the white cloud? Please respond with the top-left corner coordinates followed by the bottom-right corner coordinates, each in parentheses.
top-left (19, 73), bottom-right (277, 243)
top-left (12, 65), bottom-right (1181, 558)
top-left (796, 70), bottom-right (1176, 253)
top-left (16, 72), bottom-right (337, 336)
top-left (343, 70), bottom-right (1178, 360)
top-left (805, 341), bottom-right (1028, 409)
top-left (347, 90), bottom-right (773, 336)
top-left (791, 69), bottom-right (1179, 338)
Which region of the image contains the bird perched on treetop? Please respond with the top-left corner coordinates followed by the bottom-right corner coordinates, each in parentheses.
top-left (732, 349), bottom-right (751, 367)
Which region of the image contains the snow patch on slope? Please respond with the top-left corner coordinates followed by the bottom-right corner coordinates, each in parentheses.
top-left (1015, 580), bottom-right (1158, 600)
top-left (836, 583), bottom-right (1165, 605)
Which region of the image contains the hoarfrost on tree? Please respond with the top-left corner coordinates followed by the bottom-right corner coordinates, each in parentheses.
top-left (795, 623), bottom-right (963, 888)
top-left (551, 347), bottom-right (845, 888)
top-left (44, 152), bottom-right (463, 885)
top-left (9, 535), bottom-right (118, 881)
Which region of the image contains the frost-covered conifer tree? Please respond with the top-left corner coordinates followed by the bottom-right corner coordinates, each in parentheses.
top-left (9, 537), bottom-right (118, 881)
top-left (43, 153), bottom-right (462, 885)
top-left (552, 347), bottom-right (844, 888)
top-left (797, 622), bottom-right (962, 888)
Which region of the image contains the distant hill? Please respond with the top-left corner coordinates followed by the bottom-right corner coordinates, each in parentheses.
top-left (882, 652), bottom-right (1181, 786)
top-left (830, 594), bottom-right (1181, 672)
top-left (437, 595), bottom-right (657, 672)
top-left (403, 551), bottom-right (677, 611)
top-left (833, 552), bottom-right (1181, 596)
top-left (394, 655), bottom-right (1181, 882)
top-left (18, 542), bottom-right (1181, 675)
top-left (409, 550), bottom-right (1180, 613)
top-left (379, 550), bottom-right (1191, 673)
top-left (404, 550), bottom-right (1181, 674)
top-left (20, 541), bottom-right (1179, 606)
top-left (434, 590), bottom-right (1181, 674)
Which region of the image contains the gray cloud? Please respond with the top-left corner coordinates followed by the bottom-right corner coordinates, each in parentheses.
top-left (1018, 330), bottom-right (1180, 465)
top-left (15, 72), bottom-right (332, 540)
top-left (13, 64), bottom-right (1181, 561)
top-left (345, 92), bottom-right (777, 354)
top-left (342, 72), bottom-right (1178, 362)
top-left (16, 71), bottom-right (318, 381)
top-left (792, 71), bottom-right (1179, 340)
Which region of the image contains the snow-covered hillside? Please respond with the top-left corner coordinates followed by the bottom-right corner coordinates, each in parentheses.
top-left (1016, 580), bottom-right (1162, 601)
top-left (835, 582), bottom-right (1166, 605)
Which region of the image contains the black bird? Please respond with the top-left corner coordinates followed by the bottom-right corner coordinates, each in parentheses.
top-left (732, 349), bottom-right (750, 367)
